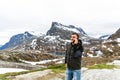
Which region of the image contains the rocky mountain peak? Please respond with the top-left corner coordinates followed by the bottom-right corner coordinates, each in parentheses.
top-left (47, 22), bottom-right (87, 39)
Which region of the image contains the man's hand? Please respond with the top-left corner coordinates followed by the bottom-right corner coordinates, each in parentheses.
top-left (74, 38), bottom-right (78, 44)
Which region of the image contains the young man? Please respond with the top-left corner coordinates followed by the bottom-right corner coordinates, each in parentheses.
top-left (65, 33), bottom-right (83, 80)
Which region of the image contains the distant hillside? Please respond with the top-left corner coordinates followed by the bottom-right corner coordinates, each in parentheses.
top-left (99, 35), bottom-right (110, 40)
top-left (84, 28), bottom-right (120, 58)
top-left (0, 22), bottom-right (102, 52)
top-left (0, 32), bottom-right (35, 50)
top-left (108, 28), bottom-right (120, 39)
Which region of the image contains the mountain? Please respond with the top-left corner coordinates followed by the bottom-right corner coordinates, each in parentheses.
top-left (27, 22), bottom-right (89, 52)
top-left (24, 22), bottom-right (100, 52)
top-left (99, 35), bottom-right (110, 40)
top-left (0, 22), bottom-right (99, 51)
top-left (47, 22), bottom-right (89, 40)
top-left (0, 32), bottom-right (35, 50)
top-left (108, 28), bottom-right (120, 39)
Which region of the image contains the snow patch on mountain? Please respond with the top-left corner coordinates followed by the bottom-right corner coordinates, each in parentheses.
top-left (44, 35), bottom-right (59, 42)
top-left (118, 44), bottom-right (120, 47)
top-left (116, 38), bottom-right (120, 42)
top-left (102, 45), bottom-right (107, 48)
top-left (107, 48), bottom-right (113, 52)
top-left (116, 38), bottom-right (120, 46)
top-left (30, 39), bottom-right (37, 50)
top-left (29, 31), bottom-right (45, 37)
top-left (55, 24), bottom-right (81, 33)
top-left (52, 22), bottom-right (86, 34)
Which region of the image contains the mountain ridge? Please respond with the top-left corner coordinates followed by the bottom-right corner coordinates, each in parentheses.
top-left (0, 22), bottom-right (90, 51)
top-left (47, 22), bottom-right (87, 40)
top-left (0, 31), bottom-right (35, 50)
top-left (0, 22), bottom-right (119, 52)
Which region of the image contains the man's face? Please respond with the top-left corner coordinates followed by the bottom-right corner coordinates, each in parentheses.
top-left (70, 34), bottom-right (78, 43)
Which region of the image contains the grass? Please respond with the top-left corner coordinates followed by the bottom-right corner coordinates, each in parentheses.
top-left (47, 64), bottom-right (65, 73)
top-left (88, 64), bottom-right (116, 69)
top-left (0, 64), bottom-right (65, 80)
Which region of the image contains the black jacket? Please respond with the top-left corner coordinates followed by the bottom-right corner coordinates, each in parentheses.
top-left (65, 40), bottom-right (83, 70)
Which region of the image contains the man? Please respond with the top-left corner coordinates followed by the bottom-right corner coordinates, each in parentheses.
top-left (65, 33), bottom-right (83, 80)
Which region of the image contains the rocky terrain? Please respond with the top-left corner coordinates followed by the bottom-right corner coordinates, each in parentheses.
top-left (0, 51), bottom-right (56, 62)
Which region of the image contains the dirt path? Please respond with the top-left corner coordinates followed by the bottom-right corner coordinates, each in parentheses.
top-left (11, 69), bottom-right (64, 80)
top-left (12, 70), bottom-right (52, 80)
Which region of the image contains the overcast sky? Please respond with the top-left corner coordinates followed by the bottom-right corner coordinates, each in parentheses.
top-left (0, 0), bottom-right (120, 45)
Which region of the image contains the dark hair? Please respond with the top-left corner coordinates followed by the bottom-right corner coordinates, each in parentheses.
top-left (71, 33), bottom-right (79, 39)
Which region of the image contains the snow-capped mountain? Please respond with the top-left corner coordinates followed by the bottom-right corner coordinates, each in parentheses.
top-left (0, 22), bottom-right (100, 51)
top-left (0, 32), bottom-right (35, 50)
top-left (21, 22), bottom-right (100, 52)
top-left (47, 22), bottom-right (89, 40)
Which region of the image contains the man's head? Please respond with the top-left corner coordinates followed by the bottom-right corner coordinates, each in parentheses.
top-left (70, 33), bottom-right (79, 43)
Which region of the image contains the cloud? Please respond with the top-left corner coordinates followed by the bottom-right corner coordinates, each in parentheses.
top-left (0, 0), bottom-right (120, 44)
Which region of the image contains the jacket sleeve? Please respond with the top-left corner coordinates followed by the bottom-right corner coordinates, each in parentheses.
top-left (79, 39), bottom-right (84, 52)
top-left (73, 40), bottom-right (84, 57)
top-left (65, 43), bottom-right (68, 64)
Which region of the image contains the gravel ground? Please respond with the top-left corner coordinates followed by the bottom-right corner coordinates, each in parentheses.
top-left (82, 68), bottom-right (120, 80)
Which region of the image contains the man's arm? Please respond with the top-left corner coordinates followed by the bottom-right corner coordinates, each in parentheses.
top-left (65, 43), bottom-right (68, 67)
top-left (65, 43), bottom-right (68, 64)
top-left (79, 40), bottom-right (84, 52)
